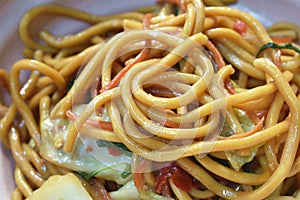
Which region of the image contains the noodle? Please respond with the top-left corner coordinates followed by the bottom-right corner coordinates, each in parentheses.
top-left (1, 0), bottom-right (300, 199)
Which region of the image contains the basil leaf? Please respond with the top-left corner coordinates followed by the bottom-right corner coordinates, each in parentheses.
top-left (257, 42), bottom-right (300, 57)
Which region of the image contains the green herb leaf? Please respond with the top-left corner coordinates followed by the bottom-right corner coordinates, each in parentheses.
top-left (257, 42), bottom-right (300, 57)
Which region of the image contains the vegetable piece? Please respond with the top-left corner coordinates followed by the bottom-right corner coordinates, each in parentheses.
top-left (225, 145), bottom-right (260, 171)
top-left (256, 42), bottom-right (300, 57)
top-left (221, 109), bottom-right (264, 171)
top-left (78, 162), bottom-right (131, 181)
top-left (96, 140), bottom-right (132, 156)
top-left (205, 40), bottom-right (237, 94)
top-left (172, 166), bottom-right (194, 192)
top-left (109, 180), bottom-right (140, 200)
top-left (156, 163), bottom-right (195, 196)
top-left (224, 117), bottom-right (264, 140)
top-left (41, 114), bottom-right (132, 185)
top-left (271, 36), bottom-right (294, 43)
top-left (27, 173), bottom-right (92, 200)
top-left (100, 13), bottom-right (152, 93)
top-left (66, 110), bottom-right (113, 131)
top-left (205, 40), bottom-right (225, 70)
top-left (132, 156), bottom-right (151, 191)
top-left (233, 20), bottom-right (247, 35)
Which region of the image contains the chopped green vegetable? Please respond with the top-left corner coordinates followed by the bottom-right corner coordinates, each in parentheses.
top-left (121, 167), bottom-right (131, 179)
top-left (256, 42), bottom-right (300, 57)
top-left (234, 109), bottom-right (255, 132)
top-left (96, 140), bottom-right (132, 156)
top-left (220, 108), bottom-right (255, 137)
top-left (220, 120), bottom-right (234, 137)
top-left (78, 162), bottom-right (132, 181)
top-left (222, 108), bottom-right (260, 170)
top-left (225, 147), bottom-right (259, 171)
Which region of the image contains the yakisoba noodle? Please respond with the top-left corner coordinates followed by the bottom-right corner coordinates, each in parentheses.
top-left (1, 0), bottom-right (300, 199)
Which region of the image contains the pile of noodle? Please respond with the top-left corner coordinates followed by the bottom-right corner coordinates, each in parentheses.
top-left (1, 0), bottom-right (300, 199)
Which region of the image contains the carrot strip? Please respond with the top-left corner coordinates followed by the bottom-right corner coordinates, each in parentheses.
top-left (133, 158), bottom-right (151, 191)
top-left (66, 110), bottom-right (113, 131)
top-left (221, 117), bottom-right (264, 140)
top-left (100, 14), bottom-right (152, 93)
top-left (244, 110), bottom-right (262, 125)
top-left (99, 48), bottom-right (150, 93)
top-left (133, 173), bottom-right (144, 191)
top-left (271, 36), bottom-right (294, 44)
top-left (205, 40), bottom-right (226, 70)
top-left (254, 109), bottom-right (268, 119)
top-left (205, 40), bottom-right (236, 94)
top-left (164, 120), bottom-right (181, 128)
top-left (224, 79), bottom-right (236, 95)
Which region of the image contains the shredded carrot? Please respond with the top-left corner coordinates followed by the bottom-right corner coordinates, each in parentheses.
top-left (244, 110), bottom-right (262, 125)
top-left (66, 110), bottom-right (113, 131)
top-left (163, 120), bottom-right (180, 128)
top-left (271, 36), bottom-right (294, 44)
top-left (100, 13), bottom-right (152, 93)
top-left (133, 173), bottom-right (144, 191)
top-left (133, 158), bottom-right (150, 191)
top-left (222, 117), bottom-right (265, 140)
top-left (254, 109), bottom-right (268, 119)
top-left (205, 40), bottom-right (237, 94)
top-left (205, 40), bottom-right (226, 70)
top-left (224, 79), bottom-right (236, 95)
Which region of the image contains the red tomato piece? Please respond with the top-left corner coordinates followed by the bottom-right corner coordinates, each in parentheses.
top-left (172, 167), bottom-right (194, 192)
top-left (233, 20), bottom-right (247, 35)
top-left (107, 147), bottom-right (123, 156)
